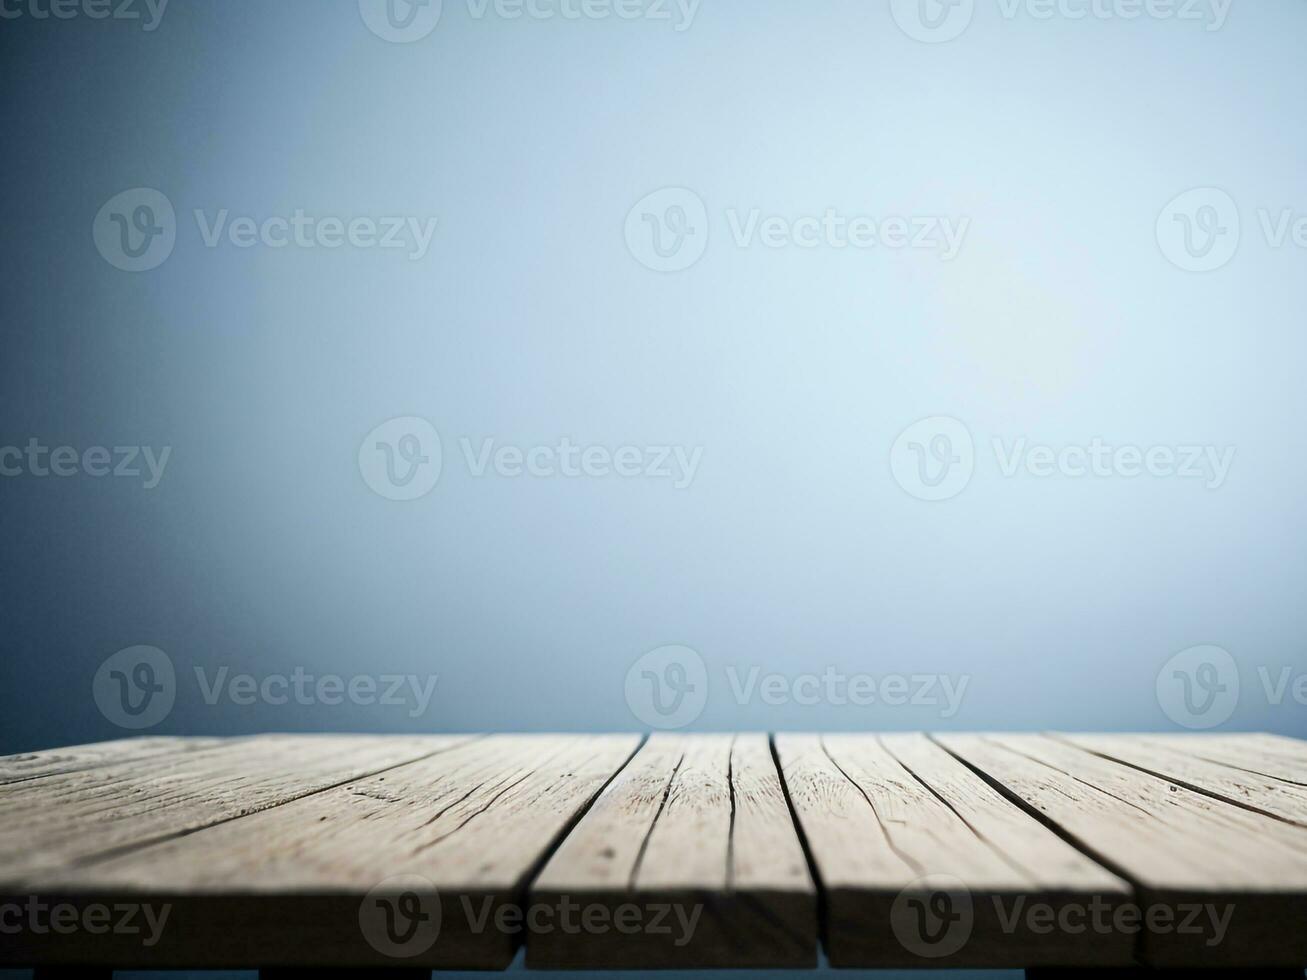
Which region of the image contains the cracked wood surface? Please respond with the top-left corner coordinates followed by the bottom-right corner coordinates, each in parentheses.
top-left (528, 733), bottom-right (815, 968)
top-left (937, 733), bottom-right (1307, 967)
top-left (0, 734), bottom-right (461, 884)
top-left (0, 737), bottom-right (225, 785)
top-left (6, 734), bottom-right (638, 969)
top-left (3, 732), bottom-right (1307, 970)
top-left (774, 733), bottom-right (1131, 968)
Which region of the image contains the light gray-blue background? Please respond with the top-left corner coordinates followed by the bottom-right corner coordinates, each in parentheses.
top-left (3, 3), bottom-right (1305, 747)
top-left (3, 3), bottom-right (1306, 980)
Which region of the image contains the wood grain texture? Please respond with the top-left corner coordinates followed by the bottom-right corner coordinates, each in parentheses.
top-left (5, 732), bottom-right (1307, 971)
top-left (527, 733), bottom-right (815, 969)
top-left (0, 734), bottom-right (458, 885)
top-left (936, 733), bottom-right (1307, 968)
top-left (1139, 733), bottom-right (1307, 785)
top-left (0, 737), bottom-right (222, 784)
top-left (775, 733), bottom-right (1131, 968)
top-left (1058, 733), bottom-right (1307, 825)
top-left (4, 734), bottom-right (637, 969)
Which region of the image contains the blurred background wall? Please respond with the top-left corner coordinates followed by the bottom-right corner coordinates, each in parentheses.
top-left (2, 0), bottom-right (1305, 753)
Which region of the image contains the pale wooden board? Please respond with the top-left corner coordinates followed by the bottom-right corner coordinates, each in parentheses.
top-left (1059, 733), bottom-right (1307, 826)
top-left (774, 733), bottom-right (1131, 968)
top-left (937, 733), bottom-right (1307, 968)
top-left (7, 734), bottom-right (638, 969)
top-left (1139, 733), bottom-right (1307, 785)
top-left (0, 737), bottom-right (224, 784)
top-left (528, 733), bottom-right (816, 968)
top-left (0, 734), bottom-right (460, 885)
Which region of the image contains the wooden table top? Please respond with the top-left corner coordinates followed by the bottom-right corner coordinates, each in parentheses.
top-left (2, 732), bottom-right (1305, 970)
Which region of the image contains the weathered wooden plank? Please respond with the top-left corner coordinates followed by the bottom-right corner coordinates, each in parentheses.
top-left (6, 734), bottom-right (638, 969)
top-left (0, 737), bottom-right (223, 784)
top-left (775, 733), bottom-right (1131, 968)
top-left (1059, 734), bottom-right (1307, 826)
top-left (1138, 733), bottom-right (1307, 786)
top-left (528, 733), bottom-right (815, 969)
top-left (0, 735), bottom-right (467, 883)
top-left (937, 733), bottom-right (1307, 968)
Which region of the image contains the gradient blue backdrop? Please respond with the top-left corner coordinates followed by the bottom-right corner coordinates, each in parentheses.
top-left (4, 1), bottom-right (1306, 978)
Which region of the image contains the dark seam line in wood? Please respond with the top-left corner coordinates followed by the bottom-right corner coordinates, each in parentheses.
top-left (52, 736), bottom-right (489, 875)
top-left (982, 735), bottom-right (1156, 820)
top-left (1142, 738), bottom-right (1307, 790)
top-left (1046, 733), bottom-right (1307, 829)
top-left (407, 737), bottom-right (587, 858)
top-left (926, 734), bottom-right (1148, 963)
top-left (818, 734), bottom-right (923, 877)
top-left (505, 738), bottom-right (651, 962)
top-left (725, 733), bottom-right (738, 892)
top-left (0, 737), bottom-right (244, 787)
top-left (768, 734), bottom-right (827, 945)
top-left (408, 740), bottom-right (548, 829)
top-left (9, 739), bottom-right (398, 809)
top-left (408, 745), bottom-right (550, 830)
top-left (519, 733), bottom-right (647, 898)
top-left (627, 747), bottom-right (686, 890)
top-left (877, 734), bottom-right (1036, 885)
top-left (1185, 756), bottom-right (1307, 789)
